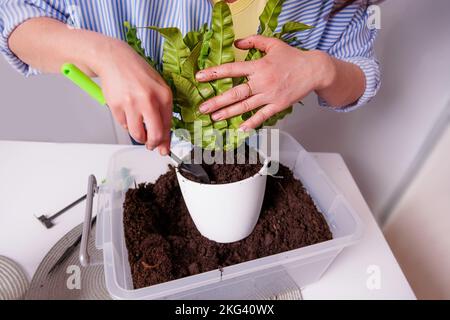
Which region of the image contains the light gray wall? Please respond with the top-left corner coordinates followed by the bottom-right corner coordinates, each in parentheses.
top-left (280, 0), bottom-right (450, 220)
top-left (0, 59), bottom-right (117, 144)
top-left (1, 0), bottom-right (449, 221)
top-left (384, 123), bottom-right (450, 299)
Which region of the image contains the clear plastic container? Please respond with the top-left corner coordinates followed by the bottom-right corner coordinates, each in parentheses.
top-left (93, 131), bottom-right (363, 299)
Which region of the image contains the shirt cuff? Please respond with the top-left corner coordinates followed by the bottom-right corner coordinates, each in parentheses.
top-left (0, 5), bottom-right (68, 77)
top-left (318, 56), bottom-right (381, 112)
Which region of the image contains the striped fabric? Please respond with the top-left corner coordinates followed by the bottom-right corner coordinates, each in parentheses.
top-left (0, 0), bottom-right (380, 109)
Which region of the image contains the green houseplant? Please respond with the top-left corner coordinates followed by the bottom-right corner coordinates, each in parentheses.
top-left (61, 0), bottom-right (314, 243)
top-left (124, 0), bottom-right (312, 150)
top-left (121, 0), bottom-right (313, 243)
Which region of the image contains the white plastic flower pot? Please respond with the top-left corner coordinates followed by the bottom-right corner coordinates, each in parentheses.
top-left (175, 159), bottom-right (270, 243)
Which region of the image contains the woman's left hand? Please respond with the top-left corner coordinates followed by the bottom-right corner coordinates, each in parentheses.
top-left (195, 35), bottom-right (336, 131)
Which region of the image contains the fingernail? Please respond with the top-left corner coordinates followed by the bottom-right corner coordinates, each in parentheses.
top-left (196, 72), bottom-right (206, 81)
top-left (160, 146), bottom-right (169, 156)
top-left (199, 103), bottom-right (209, 113)
top-left (212, 112), bottom-right (223, 121)
top-left (146, 144), bottom-right (155, 151)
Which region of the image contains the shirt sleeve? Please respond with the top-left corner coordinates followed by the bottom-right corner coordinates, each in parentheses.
top-left (319, 6), bottom-right (381, 111)
top-left (0, 0), bottom-right (69, 76)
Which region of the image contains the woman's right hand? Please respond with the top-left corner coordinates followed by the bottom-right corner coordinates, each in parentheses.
top-left (9, 18), bottom-right (172, 154)
top-left (91, 38), bottom-right (173, 155)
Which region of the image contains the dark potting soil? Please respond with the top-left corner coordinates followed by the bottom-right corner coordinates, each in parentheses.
top-left (179, 146), bottom-right (263, 184)
top-left (123, 163), bottom-right (333, 289)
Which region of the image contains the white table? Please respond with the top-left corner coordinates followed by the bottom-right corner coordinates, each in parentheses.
top-left (0, 141), bottom-right (415, 299)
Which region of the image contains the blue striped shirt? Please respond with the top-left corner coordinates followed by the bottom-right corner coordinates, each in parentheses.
top-left (0, 0), bottom-right (380, 110)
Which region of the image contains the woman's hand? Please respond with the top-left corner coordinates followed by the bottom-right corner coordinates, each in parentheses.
top-left (9, 18), bottom-right (173, 154)
top-left (195, 35), bottom-right (358, 131)
top-left (92, 39), bottom-right (173, 155)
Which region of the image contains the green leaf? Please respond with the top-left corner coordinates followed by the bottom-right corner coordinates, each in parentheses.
top-left (172, 73), bottom-right (204, 114)
top-left (244, 0), bottom-right (287, 62)
top-left (199, 23), bottom-right (208, 35)
top-left (233, 76), bottom-right (246, 86)
top-left (259, 0), bottom-right (285, 36)
top-left (205, 1), bottom-right (235, 95)
top-left (171, 117), bottom-right (184, 130)
top-left (228, 115), bottom-right (244, 129)
top-left (124, 22), bottom-right (157, 68)
top-left (184, 23), bottom-right (209, 52)
top-left (213, 120), bottom-right (228, 130)
top-left (280, 21), bottom-right (313, 35)
top-left (184, 30), bottom-right (202, 50)
top-left (274, 21), bottom-right (313, 46)
top-left (138, 1), bottom-right (306, 150)
top-left (281, 36), bottom-right (298, 44)
top-left (245, 48), bottom-right (264, 61)
top-left (205, 2), bottom-right (235, 66)
top-left (197, 84), bottom-right (215, 102)
top-left (242, 111), bottom-right (253, 121)
top-left (273, 21), bottom-right (312, 50)
top-left (147, 27), bottom-right (190, 77)
top-left (198, 114), bottom-right (212, 126)
top-left (182, 111), bottom-right (211, 128)
top-left (185, 120), bottom-right (211, 133)
top-left (198, 30), bottom-right (213, 70)
top-left (202, 125), bottom-right (227, 150)
top-left (181, 42), bottom-right (201, 80)
top-left (181, 42), bottom-right (215, 100)
top-left (181, 107), bottom-right (197, 123)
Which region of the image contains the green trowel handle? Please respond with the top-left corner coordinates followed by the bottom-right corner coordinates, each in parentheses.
top-left (61, 63), bottom-right (106, 106)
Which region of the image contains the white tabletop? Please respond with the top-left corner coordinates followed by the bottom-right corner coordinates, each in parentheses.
top-left (0, 141), bottom-right (415, 299)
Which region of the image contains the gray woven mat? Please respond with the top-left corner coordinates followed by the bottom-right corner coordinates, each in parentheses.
top-left (0, 256), bottom-right (29, 300)
top-left (25, 223), bottom-right (110, 300)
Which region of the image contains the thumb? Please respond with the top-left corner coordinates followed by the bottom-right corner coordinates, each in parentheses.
top-left (234, 35), bottom-right (278, 52)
